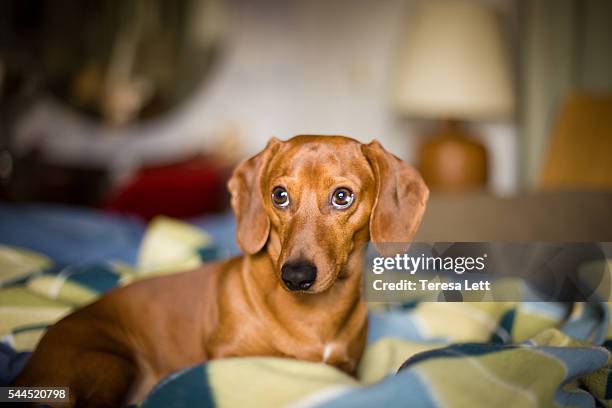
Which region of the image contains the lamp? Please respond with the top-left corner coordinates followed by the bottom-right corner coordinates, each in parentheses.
top-left (393, 0), bottom-right (514, 190)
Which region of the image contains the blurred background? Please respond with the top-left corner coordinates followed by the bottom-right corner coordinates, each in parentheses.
top-left (0, 0), bottom-right (611, 260)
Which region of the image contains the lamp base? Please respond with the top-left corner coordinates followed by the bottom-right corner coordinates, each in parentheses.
top-left (418, 120), bottom-right (487, 191)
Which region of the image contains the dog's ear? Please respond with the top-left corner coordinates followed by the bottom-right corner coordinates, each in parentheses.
top-left (228, 138), bottom-right (281, 255)
top-left (362, 140), bottom-right (429, 254)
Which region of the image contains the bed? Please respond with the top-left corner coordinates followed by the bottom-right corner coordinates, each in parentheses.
top-left (1, 192), bottom-right (612, 407)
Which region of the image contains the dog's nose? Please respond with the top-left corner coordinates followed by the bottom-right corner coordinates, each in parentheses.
top-left (281, 261), bottom-right (317, 291)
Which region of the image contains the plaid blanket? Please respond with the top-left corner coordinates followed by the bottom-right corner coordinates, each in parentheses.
top-left (1, 218), bottom-right (612, 407)
top-left (137, 302), bottom-right (612, 408)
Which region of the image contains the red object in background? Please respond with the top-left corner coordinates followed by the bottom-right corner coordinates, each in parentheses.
top-left (104, 156), bottom-right (231, 221)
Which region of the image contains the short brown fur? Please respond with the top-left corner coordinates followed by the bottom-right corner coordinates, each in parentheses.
top-left (15, 135), bottom-right (428, 407)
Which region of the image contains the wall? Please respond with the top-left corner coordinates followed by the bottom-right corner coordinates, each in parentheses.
top-left (520, 0), bottom-right (612, 187)
top-left (14, 0), bottom-right (519, 194)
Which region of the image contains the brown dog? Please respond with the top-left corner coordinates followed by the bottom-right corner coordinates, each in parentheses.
top-left (15, 135), bottom-right (428, 407)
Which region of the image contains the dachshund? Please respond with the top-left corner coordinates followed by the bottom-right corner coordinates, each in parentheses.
top-left (15, 135), bottom-right (428, 407)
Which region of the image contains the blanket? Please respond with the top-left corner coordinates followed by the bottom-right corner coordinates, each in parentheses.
top-left (1, 217), bottom-right (611, 407)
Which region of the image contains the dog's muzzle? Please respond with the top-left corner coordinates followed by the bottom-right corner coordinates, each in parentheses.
top-left (281, 261), bottom-right (317, 291)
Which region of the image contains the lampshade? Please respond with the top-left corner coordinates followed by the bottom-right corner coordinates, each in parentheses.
top-left (393, 0), bottom-right (515, 120)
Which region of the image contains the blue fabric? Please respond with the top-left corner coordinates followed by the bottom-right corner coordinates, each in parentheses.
top-left (189, 211), bottom-right (240, 257)
top-left (0, 204), bottom-right (241, 265)
top-left (561, 301), bottom-right (610, 344)
top-left (318, 369), bottom-right (438, 408)
top-left (54, 263), bottom-right (122, 293)
top-left (0, 203), bottom-right (145, 266)
top-left (0, 343), bottom-right (30, 386)
top-left (141, 365), bottom-right (215, 408)
top-left (368, 310), bottom-right (438, 344)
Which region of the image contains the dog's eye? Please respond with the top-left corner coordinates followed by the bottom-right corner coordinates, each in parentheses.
top-left (331, 187), bottom-right (354, 210)
top-left (272, 186), bottom-right (290, 208)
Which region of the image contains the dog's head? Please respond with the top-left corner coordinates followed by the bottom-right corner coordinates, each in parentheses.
top-left (228, 135), bottom-right (428, 293)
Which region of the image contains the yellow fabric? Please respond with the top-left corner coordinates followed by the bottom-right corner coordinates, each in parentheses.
top-left (358, 337), bottom-right (444, 384)
top-left (208, 358), bottom-right (357, 408)
top-left (0, 245), bottom-right (51, 286)
top-left (137, 216), bottom-right (212, 276)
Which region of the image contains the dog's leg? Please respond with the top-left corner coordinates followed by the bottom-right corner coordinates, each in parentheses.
top-left (14, 319), bottom-right (138, 408)
top-left (16, 349), bottom-right (137, 408)
top-left (71, 351), bottom-right (137, 407)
